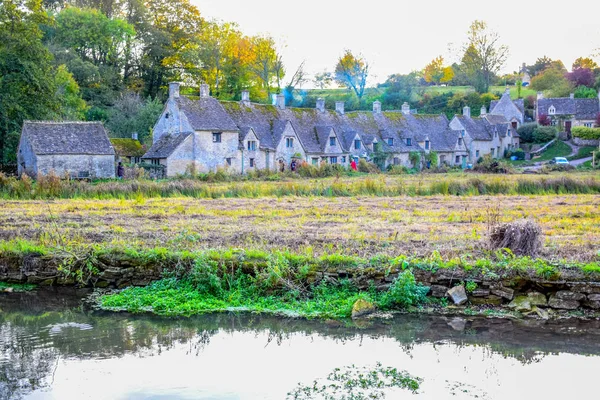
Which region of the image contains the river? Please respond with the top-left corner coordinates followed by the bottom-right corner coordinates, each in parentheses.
top-left (1, 288), bottom-right (599, 399)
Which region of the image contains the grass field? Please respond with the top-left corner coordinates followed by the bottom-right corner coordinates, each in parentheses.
top-left (1, 191), bottom-right (597, 263)
top-left (509, 141), bottom-right (573, 166)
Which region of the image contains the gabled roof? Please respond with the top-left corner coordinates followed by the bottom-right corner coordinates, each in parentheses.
top-left (575, 99), bottom-right (599, 120)
top-left (537, 98), bottom-right (576, 115)
top-left (22, 121), bottom-right (114, 155)
top-left (490, 98), bottom-right (524, 115)
top-left (176, 96), bottom-right (239, 132)
top-left (454, 116), bottom-right (493, 141)
top-left (142, 133), bottom-right (191, 159)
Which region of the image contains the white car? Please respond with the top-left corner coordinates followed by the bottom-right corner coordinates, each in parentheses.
top-left (550, 157), bottom-right (569, 165)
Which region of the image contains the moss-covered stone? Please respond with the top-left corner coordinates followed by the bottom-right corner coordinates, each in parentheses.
top-left (351, 298), bottom-right (377, 318)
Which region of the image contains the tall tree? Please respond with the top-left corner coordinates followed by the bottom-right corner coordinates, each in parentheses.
top-left (334, 50), bottom-right (369, 100)
top-left (381, 72), bottom-right (420, 109)
top-left (423, 56), bottom-right (453, 85)
top-left (527, 56), bottom-right (553, 77)
top-left (572, 57), bottom-right (598, 70)
top-left (0, 0), bottom-right (60, 164)
top-left (313, 71), bottom-right (333, 89)
top-left (248, 35), bottom-right (283, 101)
top-left (461, 20), bottom-right (508, 93)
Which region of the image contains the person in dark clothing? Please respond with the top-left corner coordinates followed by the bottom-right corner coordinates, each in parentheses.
top-left (279, 159), bottom-right (285, 173)
top-left (117, 162), bottom-right (124, 179)
top-left (290, 159), bottom-right (297, 172)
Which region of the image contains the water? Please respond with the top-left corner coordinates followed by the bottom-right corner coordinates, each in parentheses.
top-left (1, 288), bottom-right (600, 399)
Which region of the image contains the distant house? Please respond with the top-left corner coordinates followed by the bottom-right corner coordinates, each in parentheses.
top-left (17, 121), bottom-right (115, 179)
top-left (535, 92), bottom-right (600, 135)
top-left (110, 135), bottom-right (145, 164)
top-left (488, 89), bottom-right (525, 128)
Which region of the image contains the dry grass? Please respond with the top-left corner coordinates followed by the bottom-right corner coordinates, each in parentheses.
top-left (0, 194), bottom-right (597, 262)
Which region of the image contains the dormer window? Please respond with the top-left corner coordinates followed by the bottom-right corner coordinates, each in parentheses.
top-left (425, 140), bottom-right (430, 150)
top-left (212, 132), bottom-right (222, 143)
top-left (406, 138), bottom-right (412, 146)
top-left (387, 138), bottom-right (394, 146)
top-left (458, 138), bottom-right (463, 146)
top-left (548, 106), bottom-right (556, 115)
top-left (165, 113), bottom-right (169, 119)
top-left (461, 130), bottom-right (465, 137)
top-left (247, 140), bottom-right (257, 151)
top-left (354, 139), bottom-right (361, 149)
top-left (329, 137), bottom-right (336, 146)
top-left (286, 137), bottom-right (294, 148)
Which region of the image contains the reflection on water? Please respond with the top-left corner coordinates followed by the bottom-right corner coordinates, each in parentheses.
top-left (1, 288), bottom-right (600, 399)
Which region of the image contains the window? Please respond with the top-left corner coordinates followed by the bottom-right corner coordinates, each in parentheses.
top-left (330, 156), bottom-right (338, 164)
top-left (406, 138), bottom-right (412, 146)
top-left (151, 159), bottom-right (160, 166)
top-left (286, 137), bottom-right (294, 148)
top-left (387, 138), bottom-right (394, 146)
top-left (212, 132), bottom-right (222, 143)
top-left (548, 106), bottom-right (556, 115)
top-left (460, 130), bottom-right (465, 137)
top-left (249, 158), bottom-right (255, 167)
top-left (440, 155), bottom-right (446, 163)
top-left (247, 140), bottom-right (257, 151)
top-left (393, 157), bottom-right (400, 165)
top-left (475, 150), bottom-right (480, 158)
top-left (491, 148), bottom-right (495, 156)
top-left (226, 158), bottom-right (232, 166)
top-left (585, 122), bottom-right (593, 128)
top-left (458, 138), bottom-right (463, 146)
top-left (425, 140), bottom-right (430, 150)
top-left (354, 139), bottom-right (361, 149)
top-left (551, 120), bottom-right (558, 126)
top-left (329, 137), bottom-right (336, 146)
top-left (341, 156), bottom-right (346, 163)
top-left (455, 156), bottom-right (460, 164)
top-left (165, 113), bottom-right (169, 119)
top-left (312, 157), bottom-right (319, 165)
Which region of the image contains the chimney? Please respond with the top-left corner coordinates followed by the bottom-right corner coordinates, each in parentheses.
top-left (401, 102), bottom-right (410, 115)
top-left (132, 132), bottom-right (138, 141)
top-left (316, 98), bottom-right (325, 113)
top-left (169, 82), bottom-right (180, 99)
top-left (373, 101), bottom-right (381, 114)
top-left (537, 91), bottom-right (544, 100)
top-left (241, 90), bottom-right (250, 104)
top-left (335, 101), bottom-right (345, 114)
top-left (570, 93), bottom-right (575, 99)
top-left (463, 106), bottom-right (471, 118)
top-left (480, 106), bottom-right (487, 116)
top-left (200, 83), bottom-right (210, 98)
top-left (276, 94), bottom-right (285, 109)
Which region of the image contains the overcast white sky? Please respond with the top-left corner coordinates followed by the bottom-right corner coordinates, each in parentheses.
top-left (193, 0), bottom-right (600, 87)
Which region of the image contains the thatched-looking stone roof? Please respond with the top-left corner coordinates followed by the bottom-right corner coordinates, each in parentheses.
top-left (22, 121), bottom-right (115, 155)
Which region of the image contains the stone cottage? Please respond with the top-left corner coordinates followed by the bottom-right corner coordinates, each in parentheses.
top-left (535, 92), bottom-right (600, 135)
top-left (17, 121), bottom-right (115, 178)
top-left (144, 82), bottom-right (522, 175)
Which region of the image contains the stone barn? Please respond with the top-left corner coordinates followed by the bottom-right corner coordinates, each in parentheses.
top-left (17, 121), bottom-right (115, 179)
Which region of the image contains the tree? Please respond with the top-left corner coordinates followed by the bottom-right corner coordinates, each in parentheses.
top-left (334, 50), bottom-right (369, 100)
top-left (283, 61), bottom-right (307, 104)
top-left (527, 56), bottom-right (553, 77)
top-left (461, 20), bottom-right (509, 93)
top-left (54, 64), bottom-right (88, 120)
top-left (574, 85), bottom-right (598, 98)
top-left (248, 35), bottom-right (283, 101)
top-left (531, 62), bottom-right (573, 97)
top-left (0, 0), bottom-right (60, 164)
top-left (573, 57), bottom-right (598, 70)
top-left (538, 114), bottom-right (551, 126)
top-left (423, 56), bottom-right (454, 85)
top-left (106, 92), bottom-right (162, 143)
top-left (381, 72), bottom-right (420, 109)
top-left (567, 68), bottom-right (595, 87)
top-left (313, 71), bottom-right (333, 89)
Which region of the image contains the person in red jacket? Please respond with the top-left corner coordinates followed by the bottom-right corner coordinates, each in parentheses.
top-left (350, 158), bottom-right (358, 171)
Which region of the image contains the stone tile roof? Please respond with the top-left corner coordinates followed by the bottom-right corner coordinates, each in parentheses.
top-left (176, 96), bottom-right (239, 132)
top-left (22, 121), bottom-right (115, 156)
top-left (537, 97), bottom-right (599, 120)
top-left (455, 116), bottom-right (493, 141)
top-left (575, 99), bottom-right (600, 120)
top-left (490, 98), bottom-right (524, 115)
top-left (142, 133), bottom-right (191, 159)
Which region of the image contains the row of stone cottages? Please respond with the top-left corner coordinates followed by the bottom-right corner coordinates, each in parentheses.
top-left (16, 83), bottom-right (525, 178)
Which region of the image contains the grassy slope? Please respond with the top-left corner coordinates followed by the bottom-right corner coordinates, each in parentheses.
top-left (509, 141), bottom-right (572, 166)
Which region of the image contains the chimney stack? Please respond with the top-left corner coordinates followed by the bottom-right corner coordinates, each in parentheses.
top-left (132, 132), bottom-right (138, 141)
top-left (241, 90), bottom-right (250, 104)
top-left (463, 106), bottom-right (471, 118)
top-left (169, 82), bottom-right (180, 99)
top-left (537, 91), bottom-right (544, 100)
top-left (570, 93), bottom-right (575, 99)
top-left (373, 101), bottom-right (381, 114)
top-left (276, 94), bottom-right (285, 109)
top-left (316, 98), bottom-right (325, 112)
top-left (480, 106), bottom-right (487, 116)
top-left (200, 83), bottom-right (210, 98)
top-left (401, 102), bottom-right (410, 115)
top-left (335, 101), bottom-right (345, 114)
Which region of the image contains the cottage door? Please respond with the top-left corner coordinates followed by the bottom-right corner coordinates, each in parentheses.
top-left (565, 121), bottom-right (572, 139)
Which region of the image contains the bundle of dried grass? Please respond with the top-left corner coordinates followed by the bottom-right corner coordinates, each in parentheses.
top-left (489, 219), bottom-right (542, 257)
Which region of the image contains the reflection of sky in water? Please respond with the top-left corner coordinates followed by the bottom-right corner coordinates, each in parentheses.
top-left (23, 329), bottom-right (600, 400)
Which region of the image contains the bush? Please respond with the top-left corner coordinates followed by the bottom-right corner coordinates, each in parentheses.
top-left (489, 219), bottom-right (542, 257)
top-left (510, 148), bottom-right (526, 160)
top-left (572, 126), bottom-right (600, 140)
top-left (533, 126), bottom-right (557, 143)
top-left (541, 164), bottom-right (576, 173)
top-left (379, 270), bottom-right (429, 309)
top-left (473, 155), bottom-right (514, 173)
top-left (358, 158), bottom-right (379, 173)
top-left (516, 123), bottom-right (537, 143)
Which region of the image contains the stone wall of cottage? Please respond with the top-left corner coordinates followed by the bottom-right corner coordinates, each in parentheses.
top-left (274, 124), bottom-right (306, 166)
top-left (193, 130), bottom-right (241, 173)
top-left (152, 99), bottom-right (193, 144)
top-left (34, 154), bottom-right (115, 178)
top-left (17, 136), bottom-right (37, 178)
top-left (165, 134), bottom-right (194, 177)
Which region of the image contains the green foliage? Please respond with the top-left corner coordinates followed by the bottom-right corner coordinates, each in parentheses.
top-left (533, 126), bottom-right (558, 143)
top-left (0, 281), bottom-right (36, 292)
top-left (409, 152), bottom-right (421, 169)
top-left (287, 363), bottom-right (421, 399)
top-left (465, 281), bottom-right (478, 293)
top-left (574, 85), bottom-right (598, 99)
top-left (516, 123), bottom-right (537, 143)
top-left (572, 127), bottom-right (600, 140)
top-left (379, 271), bottom-right (430, 309)
top-left (106, 93), bottom-right (163, 143)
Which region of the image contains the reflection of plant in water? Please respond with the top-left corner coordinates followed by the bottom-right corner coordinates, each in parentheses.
top-left (287, 363), bottom-right (421, 399)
